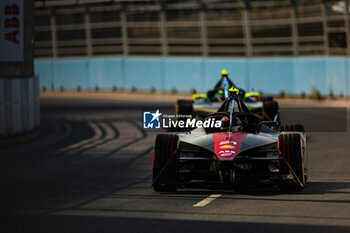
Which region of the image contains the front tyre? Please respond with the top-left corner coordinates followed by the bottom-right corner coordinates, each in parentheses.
top-left (278, 133), bottom-right (306, 191)
top-left (153, 134), bottom-right (179, 192)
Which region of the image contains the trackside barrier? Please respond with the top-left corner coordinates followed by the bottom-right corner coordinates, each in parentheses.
top-left (35, 56), bottom-right (350, 96)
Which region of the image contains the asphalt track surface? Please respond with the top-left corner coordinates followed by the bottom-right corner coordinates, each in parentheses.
top-left (1, 95), bottom-right (350, 233)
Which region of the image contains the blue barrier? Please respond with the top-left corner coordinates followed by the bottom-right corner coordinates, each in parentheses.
top-left (88, 57), bottom-right (123, 90)
top-left (54, 59), bottom-right (88, 90)
top-left (35, 56), bottom-right (350, 96)
top-left (35, 60), bottom-right (53, 90)
top-left (125, 58), bottom-right (163, 91)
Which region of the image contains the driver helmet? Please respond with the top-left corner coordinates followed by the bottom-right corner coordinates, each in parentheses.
top-left (221, 116), bottom-right (229, 128)
top-left (216, 89), bottom-right (224, 101)
top-left (221, 68), bottom-right (229, 77)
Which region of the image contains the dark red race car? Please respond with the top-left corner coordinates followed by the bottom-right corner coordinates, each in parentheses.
top-left (152, 89), bottom-right (308, 192)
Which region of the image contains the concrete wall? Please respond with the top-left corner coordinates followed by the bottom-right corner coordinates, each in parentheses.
top-left (0, 0), bottom-right (38, 137)
top-left (35, 56), bottom-right (350, 96)
top-left (0, 76), bottom-right (40, 136)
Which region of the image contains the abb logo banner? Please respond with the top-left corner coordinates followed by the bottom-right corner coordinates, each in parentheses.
top-left (0, 0), bottom-right (23, 61)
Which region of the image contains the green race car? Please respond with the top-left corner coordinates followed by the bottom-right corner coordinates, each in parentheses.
top-left (175, 69), bottom-right (279, 122)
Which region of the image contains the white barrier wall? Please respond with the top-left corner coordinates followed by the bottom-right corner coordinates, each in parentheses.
top-left (0, 76), bottom-right (40, 136)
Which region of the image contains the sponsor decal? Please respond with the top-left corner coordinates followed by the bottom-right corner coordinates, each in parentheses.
top-left (219, 141), bottom-right (237, 145)
top-left (218, 150), bottom-right (234, 153)
top-left (218, 150), bottom-right (235, 156)
top-left (214, 133), bottom-right (247, 159)
top-left (220, 145), bottom-right (235, 149)
top-left (221, 153), bottom-right (235, 157)
top-left (0, 0), bottom-right (23, 61)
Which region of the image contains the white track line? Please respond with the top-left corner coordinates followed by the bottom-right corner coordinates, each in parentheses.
top-left (193, 194), bottom-right (222, 207)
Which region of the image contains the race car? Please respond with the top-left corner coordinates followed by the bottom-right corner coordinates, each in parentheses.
top-left (175, 69), bottom-right (279, 121)
top-left (153, 88), bottom-right (307, 192)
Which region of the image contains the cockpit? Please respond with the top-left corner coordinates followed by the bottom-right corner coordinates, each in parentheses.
top-left (204, 90), bottom-right (262, 134)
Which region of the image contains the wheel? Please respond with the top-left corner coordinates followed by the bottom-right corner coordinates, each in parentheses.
top-left (173, 100), bottom-right (194, 132)
top-left (263, 100), bottom-right (279, 121)
top-left (167, 101), bottom-right (190, 132)
top-left (261, 96), bottom-right (274, 101)
top-left (278, 133), bottom-right (305, 191)
top-left (176, 100), bottom-right (194, 118)
top-left (153, 134), bottom-right (179, 192)
top-left (281, 124), bottom-right (305, 133)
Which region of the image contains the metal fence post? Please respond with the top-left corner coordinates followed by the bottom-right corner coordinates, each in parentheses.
top-left (50, 10), bottom-right (57, 58)
top-left (290, 0), bottom-right (299, 56)
top-left (200, 3), bottom-right (208, 57)
top-left (321, 0), bottom-right (329, 55)
top-left (160, 3), bottom-right (168, 56)
top-left (121, 6), bottom-right (129, 56)
top-left (345, 0), bottom-right (350, 56)
top-left (242, 1), bottom-right (252, 57)
top-left (85, 7), bottom-right (92, 56)
top-left (346, 0), bottom-right (350, 97)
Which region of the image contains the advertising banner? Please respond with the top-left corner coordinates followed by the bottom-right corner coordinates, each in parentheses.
top-left (0, 0), bottom-right (23, 62)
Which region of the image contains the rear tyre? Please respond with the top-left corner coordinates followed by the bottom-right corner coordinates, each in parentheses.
top-left (176, 100), bottom-right (194, 119)
top-left (261, 96), bottom-right (274, 101)
top-left (281, 124), bottom-right (305, 133)
top-left (153, 134), bottom-right (179, 192)
top-left (173, 100), bottom-right (195, 132)
top-left (263, 101), bottom-right (279, 121)
top-left (278, 134), bottom-right (305, 191)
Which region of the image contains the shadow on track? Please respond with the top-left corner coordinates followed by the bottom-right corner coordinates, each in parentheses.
top-left (168, 181), bottom-right (350, 199)
top-left (3, 214), bottom-right (350, 233)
